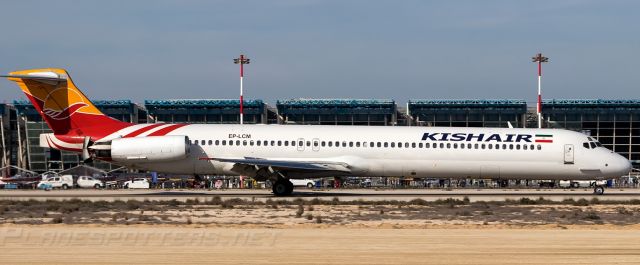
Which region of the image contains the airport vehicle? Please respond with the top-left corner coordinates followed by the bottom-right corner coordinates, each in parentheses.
top-left (1, 69), bottom-right (632, 196)
top-left (37, 175), bottom-right (73, 190)
top-left (76, 176), bottom-right (104, 188)
top-left (289, 178), bottom-right (316, 188)
top-left (123, 178), bottom-right (150, 189)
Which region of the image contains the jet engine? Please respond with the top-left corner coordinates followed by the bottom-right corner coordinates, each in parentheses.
top-left (92, 135), bottom-right (190, 162)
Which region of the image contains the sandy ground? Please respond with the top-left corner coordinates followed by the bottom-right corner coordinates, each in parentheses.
top-left (0, 225), bottom-right (639, 264)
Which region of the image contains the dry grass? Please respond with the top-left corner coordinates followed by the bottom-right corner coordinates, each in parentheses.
top-left (1, 197), bottom-right (640, 227)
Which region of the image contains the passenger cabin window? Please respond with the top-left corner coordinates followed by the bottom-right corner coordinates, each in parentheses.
top-left (208, 140), bottom-right (213, 145)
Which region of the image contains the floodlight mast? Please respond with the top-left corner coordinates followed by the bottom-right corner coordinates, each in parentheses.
top-left (532, 53), bottom-right (549, 129)
top-left (234, 54), bottom-right (250, 124)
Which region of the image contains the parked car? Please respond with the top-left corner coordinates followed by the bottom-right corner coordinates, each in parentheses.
top-left (289, 179), bottom-right (316, 188)
top-left (76, 176), bottom-right (104, 189)
top-left (123, 178), bottom-right (150, 189)
top-left (559, 180), bottom-right (595, 188)
top-left (37, 175), bottom-right (73, 189)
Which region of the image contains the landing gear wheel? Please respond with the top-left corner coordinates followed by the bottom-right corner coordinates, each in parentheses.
top-left (286, 181), bottom-right (294, 194)
top-left (272, 180), bottom-right (293, 196)
top-left (593, 185), bottom-right (605, 195)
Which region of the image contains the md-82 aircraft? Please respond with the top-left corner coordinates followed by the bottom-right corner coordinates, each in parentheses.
top-left (1, 68), bottom-right (632, 195)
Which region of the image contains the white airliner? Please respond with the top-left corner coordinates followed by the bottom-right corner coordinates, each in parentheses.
top-left (1, 69), bottom-right (632, 195)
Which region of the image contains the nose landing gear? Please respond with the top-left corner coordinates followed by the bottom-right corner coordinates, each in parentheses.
top-left (593, 185), bottom-right (605, 195)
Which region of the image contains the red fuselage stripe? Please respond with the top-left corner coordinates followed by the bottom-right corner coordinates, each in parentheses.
top-left (147, 124), bottom-right (188, 136)
top-left (123, 123), bottom-right (166, 138)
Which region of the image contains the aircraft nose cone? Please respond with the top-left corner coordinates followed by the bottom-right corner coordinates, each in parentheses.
top-left (612, 154), bottom-right (633, 175)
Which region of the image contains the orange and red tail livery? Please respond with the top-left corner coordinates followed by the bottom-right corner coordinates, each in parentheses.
top-left (2, 68), bottom-right (131, 140)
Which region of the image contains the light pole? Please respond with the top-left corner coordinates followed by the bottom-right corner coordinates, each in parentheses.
top-left (234, 54), bottom-right (250, 124)
top-left (532, 53), bottom-right (548, 129)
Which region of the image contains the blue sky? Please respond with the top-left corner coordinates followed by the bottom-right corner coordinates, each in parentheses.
top-left (1, 0), bottom-right (638, 104)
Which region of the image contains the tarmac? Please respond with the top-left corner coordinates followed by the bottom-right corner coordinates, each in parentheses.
top-left (1, 188), bottom-right (639, 202)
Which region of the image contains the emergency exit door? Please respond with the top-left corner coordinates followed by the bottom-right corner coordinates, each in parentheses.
top-left (564, 144), bottom-right (574, 164)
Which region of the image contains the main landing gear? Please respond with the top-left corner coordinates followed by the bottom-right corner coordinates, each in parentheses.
top-left (593, 185), bottom-right (605, 195)
top-left (272, 179), bottom-right (294, 196)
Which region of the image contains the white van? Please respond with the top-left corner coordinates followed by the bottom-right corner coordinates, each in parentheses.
top-left (76, 176), bottom-right (104, 189)
top-left (37, 175), bottom-right (73, 189)
top-left (289, 179), bottom-right (316, 189)
top-left (123, 178), bottom-right (150, 189)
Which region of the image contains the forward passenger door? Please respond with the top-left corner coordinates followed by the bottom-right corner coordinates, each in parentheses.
top-left (564, 144), bottom-right (574, 164)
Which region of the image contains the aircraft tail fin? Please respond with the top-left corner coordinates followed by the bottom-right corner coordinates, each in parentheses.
top-left (2, 68), bottom-right (131, 139)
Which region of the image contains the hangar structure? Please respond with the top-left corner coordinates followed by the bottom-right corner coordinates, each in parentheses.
top-left (0, 98), bottom-right (638, 173)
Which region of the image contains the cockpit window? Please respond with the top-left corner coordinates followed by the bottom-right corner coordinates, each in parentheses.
top-left (595, 142), bottom-right (602, 147)
top-left (590, 142), bottom-right (597, 149)
top-left (583, 142), bottom-right (590, 149)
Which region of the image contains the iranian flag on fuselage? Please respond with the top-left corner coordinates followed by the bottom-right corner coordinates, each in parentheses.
top-left (535, 134), bottom-right (553, 143)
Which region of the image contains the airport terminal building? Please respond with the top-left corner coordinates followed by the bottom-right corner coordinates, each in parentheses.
top-left (1, 98), bottom-right (638, 174)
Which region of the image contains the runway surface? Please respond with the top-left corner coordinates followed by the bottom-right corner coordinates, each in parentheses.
top-left (1, 188), bottom-right (639, 202)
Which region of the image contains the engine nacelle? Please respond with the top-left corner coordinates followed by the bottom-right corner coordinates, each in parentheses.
top-left (108, 135), bottom-right (190, 162)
